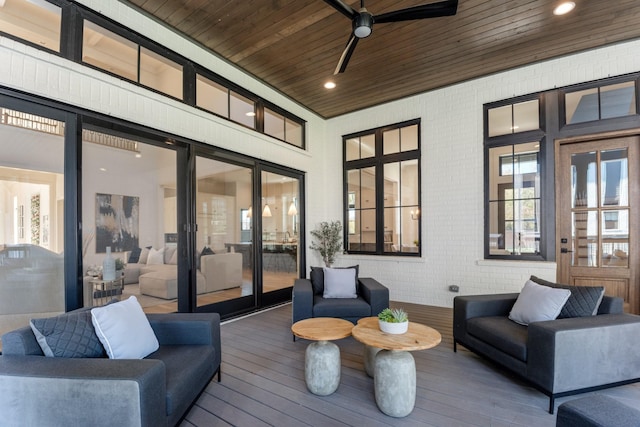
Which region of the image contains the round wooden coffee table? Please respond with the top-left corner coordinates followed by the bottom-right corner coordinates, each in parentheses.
top-left (352, 317), bottom-right (442, 417)
top-left (291, 317), bottom-right (353, 396)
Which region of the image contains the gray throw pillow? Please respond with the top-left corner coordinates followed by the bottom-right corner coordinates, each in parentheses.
top-left (310, 265), bottom-right (359, 295)
top-left (30, 310), bottom-right (106, 358)
top-left (509, 280), bottom-right (571, 326)
top-left (322, 267), bottom-right (357, 298)
top-left (530, 275), bottom-right (605, 318)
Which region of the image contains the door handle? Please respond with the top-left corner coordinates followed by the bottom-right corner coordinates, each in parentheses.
top-left (560, 248), bottom-right (573, 253)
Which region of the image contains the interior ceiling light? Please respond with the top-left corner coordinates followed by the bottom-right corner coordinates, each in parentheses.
top-left (553, 2), bottom-right (575, 15)
top-left (246, 111), bottom-right (256, 117)
top-left (324, 81), bottom-right (336, 89)
top-left (353, 8), bottom-right (373, 38)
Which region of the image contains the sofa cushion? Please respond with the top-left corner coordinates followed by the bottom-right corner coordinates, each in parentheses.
top-left (509, 280), bottom-right (571, 325)
top-left (313, 295), bottom-right (370, 318)
top-left (147, 247), bottom-right (165, 265)
top-left (467, 316), bottom-right (529, 362)
top-left (530, 275), bottom-right (605, 318)
top-left (148, 344), bottom-right (216, 421)
top-left (91, 296), bottom-right (159, 359)
top-left (164, 246), bottom-right (177, 264)
top-left (323, 267), bottom-right (357, 298)
top-left (29, 310), bottom-right (106, 358)
top-left (310, 265), bottom-right (359, 295)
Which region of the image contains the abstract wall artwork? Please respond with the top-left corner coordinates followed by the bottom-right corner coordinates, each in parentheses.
top-left (95, 193), bottom-right (139, 253)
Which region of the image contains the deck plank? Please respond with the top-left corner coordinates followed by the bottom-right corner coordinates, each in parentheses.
top-left (184, 302), bottom-right (640, 426)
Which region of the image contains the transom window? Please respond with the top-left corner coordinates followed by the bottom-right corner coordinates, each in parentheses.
top-left (344, 120), bottom-right (421, 256)
top-left (564, 80), bottom-right (637, 125)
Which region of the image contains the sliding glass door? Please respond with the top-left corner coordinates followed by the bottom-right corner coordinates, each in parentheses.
top-left (0, 103), bottom-right (66, 344)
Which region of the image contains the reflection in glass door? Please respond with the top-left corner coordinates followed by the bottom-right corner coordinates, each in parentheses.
top-left (262, 170), bottom-right (300, 302)
top-left (0, 106), bottom-right (65, 344)
top-left (195, 157), bottom-right (254, 310)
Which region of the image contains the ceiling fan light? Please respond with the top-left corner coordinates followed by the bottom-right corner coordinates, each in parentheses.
top-left (354, 12), bottom-right (373, 38)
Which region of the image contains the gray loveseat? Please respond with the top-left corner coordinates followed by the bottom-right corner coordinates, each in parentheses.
top-left (453, 292), bottom-right (640, 413)
top-left (0, 312), bottom-right (221, 427)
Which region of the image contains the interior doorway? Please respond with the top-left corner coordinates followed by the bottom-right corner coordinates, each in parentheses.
top-left (556, 135), bottom-right (640, 313)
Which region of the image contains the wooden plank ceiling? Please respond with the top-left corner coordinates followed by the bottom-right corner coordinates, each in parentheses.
top-left (122, 0), bottom-right (640, 118)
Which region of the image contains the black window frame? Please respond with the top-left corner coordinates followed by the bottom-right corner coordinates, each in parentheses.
top-left (484, 94), bottom-right (548, 261)
top-left (343, 119), bottom-right (421, 257)
top-left (0, 0), bottom-right (306, 150)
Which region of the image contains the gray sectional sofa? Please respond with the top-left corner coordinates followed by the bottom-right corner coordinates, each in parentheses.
top-left (0, 311), bottom-right (221, 427)
top-left (453, 290), bottom-right (640, 413)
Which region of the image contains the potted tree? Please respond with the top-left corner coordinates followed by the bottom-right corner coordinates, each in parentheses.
top-left (309, 221), bottom-right (343, 267)
top-left (378, 308), bottom-right (409, 334)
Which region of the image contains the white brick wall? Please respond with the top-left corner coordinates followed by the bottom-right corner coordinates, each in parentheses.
top-left (2, 0), bottom-right (640, 308)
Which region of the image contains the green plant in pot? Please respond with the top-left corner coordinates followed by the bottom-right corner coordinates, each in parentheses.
top-left (378, 308), bottom-right (409, 334)
top-left (309, 220), bottom-right (343, 267)
top-left (115, 258), bottom-right (125, 276)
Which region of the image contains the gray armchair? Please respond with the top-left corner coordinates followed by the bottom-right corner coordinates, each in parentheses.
top-left (292, 268), bottom-right (389, 325)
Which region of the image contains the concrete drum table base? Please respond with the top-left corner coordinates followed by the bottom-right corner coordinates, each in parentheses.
top-left (305, 340), bottom-right (341, 395)
top-left (374, 350), bottom-right (416, 417)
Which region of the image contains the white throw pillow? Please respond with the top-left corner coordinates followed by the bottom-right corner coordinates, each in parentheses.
top-left (509, 280), bottom-right (571, 326)
top-left (323, 267), bottom-right (357, 298)
top-left (147, 247), bottom-right (165, 265)
top-left (91, 296), bottom-right (159, 359)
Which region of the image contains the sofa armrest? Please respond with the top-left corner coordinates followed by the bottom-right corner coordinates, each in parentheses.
top-left (358, 277), bottom-right (389, 317)
top-left (292, 278), bottom-right (314, 323)
top-left (0, 356), bottom-right (166, 427)
top-left (148, 312), bottom-right (220, 346)
top-left (597, 295), bottom-right (624, 314)
top-left (527, 314), bottom-right (640, 394)
top-left (453, 293), bottom-right (519, 343)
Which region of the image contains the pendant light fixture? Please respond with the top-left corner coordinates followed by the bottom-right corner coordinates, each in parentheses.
top-left (262, 173), bottom-right (272, 217)
top-left (288, 179), bottom-right (297, 216)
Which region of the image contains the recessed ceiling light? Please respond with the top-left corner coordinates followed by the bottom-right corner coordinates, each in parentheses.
top-left (553, 1), bottom-right (575, 15)
top-left (99, 167), bottom-right (107, 172)
top-left (324, 81), bottom-right (336, 89)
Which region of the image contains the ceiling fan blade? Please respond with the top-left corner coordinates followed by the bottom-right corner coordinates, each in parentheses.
top-left (322, 0), bottom-right (358, 19)
top-left (374, 0), bottom-right (458, 24)
top-left (334, 34), bottom-right (359, 75)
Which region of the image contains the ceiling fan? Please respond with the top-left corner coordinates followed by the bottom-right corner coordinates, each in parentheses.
top-left (323, 0), bottom-right (459, 74)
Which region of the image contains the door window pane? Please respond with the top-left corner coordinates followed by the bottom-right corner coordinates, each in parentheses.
top-left (196, 159), bottom-right (253, 306)
top-left (0, 107), bottom-right (65, 343)
top-left (571, 151), bottom-right (597, 208)
top-left (140, 47), bottom-right (183, 99)
top-left (261, 171), bottom-right (299, 294)
top-left (83, 21), bottom-right (138, 81)
top-left (0, 0), bottom-right (61, 52)
top-left (572, 211), bottom-right (598, 267)
top-left (601, 209), bottom-right (629, 268)
top-left (196, 75), bottom-right (229, 117)
top-left (82, 130), bottom-right (176, 313)
top-left (600, 149), bottom-right (628, 207)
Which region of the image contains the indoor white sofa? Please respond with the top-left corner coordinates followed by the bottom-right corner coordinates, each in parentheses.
top-left (124, 247), bottom-right (243, 299)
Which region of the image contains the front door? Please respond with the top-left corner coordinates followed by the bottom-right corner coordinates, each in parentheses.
top-left (556, 135), bottom-right (640, 313)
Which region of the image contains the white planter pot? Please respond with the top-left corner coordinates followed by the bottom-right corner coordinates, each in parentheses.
top-left (378, 320), bottom-right (408, 334)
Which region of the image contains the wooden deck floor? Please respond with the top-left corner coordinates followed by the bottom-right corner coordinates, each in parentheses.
top-left (180, 302), bottom-right (640, 426)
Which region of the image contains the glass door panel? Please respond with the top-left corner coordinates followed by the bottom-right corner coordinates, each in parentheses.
top-left (82, 129), bottom-right (177, 313)
top-left (195, 157), bottom-right (254, 309)
top-left (0, 106), bottom-right (65, 344)
top-left (262, 171), bottom-right (299, 298)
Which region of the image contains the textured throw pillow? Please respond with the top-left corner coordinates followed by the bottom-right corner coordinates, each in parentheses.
top-left (127, 247), bottom-right (142, 264)
top-left (147, 247), bottom-right (165, 265)
top-left (310, 265), bottom-right (359, 295)
top-left (509, 280), bottom-right (571, 326)
top-left (164, 246), bottom-right (177, 264)
top-left (168, 248), bottom-right (178, 265)
top-left (530, 275), bottom-right (605, 318)
top-left (138, 246), bottom-right (151, 264)
top-left (30, 310), bottom-right (105, 358)
top-left (91, 296), bottom-right (159, 359)
top-left (323, 267), bottom-right (358, 298)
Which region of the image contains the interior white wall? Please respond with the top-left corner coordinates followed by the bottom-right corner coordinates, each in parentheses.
top-left (1, 0), bottom-right (640, 307)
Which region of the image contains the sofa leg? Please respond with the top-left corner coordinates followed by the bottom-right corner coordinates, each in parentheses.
top-left (453, 340), bottom-right (457, 352)
top-left (293, 334), bottom-right (296, 342)
top-left (549, 396), bottom-right (555, 414)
